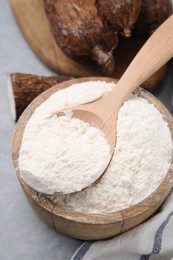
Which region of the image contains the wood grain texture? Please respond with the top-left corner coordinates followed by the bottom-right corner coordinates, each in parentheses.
top-left (12, 77), bottom-right (173, 240)
top-left (10, 0), bottom-right (168, 91)
top-left (8, 73), bottom-right (73, 121)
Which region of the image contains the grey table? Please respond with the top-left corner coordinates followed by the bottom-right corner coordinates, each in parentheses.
top-left (0, 1), bottom-right (172, 260)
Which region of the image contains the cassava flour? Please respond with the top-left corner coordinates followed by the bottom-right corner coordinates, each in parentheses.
top-left (19, 81), bottom-right (172, 213)
top-left (19, 112), bottom-right (110, 194)
top-left (19, 81), bottom-right (114, 194)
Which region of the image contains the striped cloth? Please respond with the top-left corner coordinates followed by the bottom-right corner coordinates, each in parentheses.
top-left (72, 189), bottom-right (173, 260)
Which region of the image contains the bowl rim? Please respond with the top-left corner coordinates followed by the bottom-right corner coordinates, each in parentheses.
top-left (12, 76), bottom-right (173, 225)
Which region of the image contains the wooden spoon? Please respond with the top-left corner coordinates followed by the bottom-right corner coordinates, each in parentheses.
top-left (54, 15), bottom-right (173, 194)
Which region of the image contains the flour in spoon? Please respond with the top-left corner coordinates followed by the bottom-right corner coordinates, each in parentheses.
top-left (19, 81), bottom-right (113, 194)
top-left (19, 81), bottom-right (172, 213)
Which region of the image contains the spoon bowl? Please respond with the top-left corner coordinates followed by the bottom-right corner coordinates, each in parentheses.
top-left (54, 107), bottom-right (116, 154)
top-left (52, 107), bottom-right (116, 196)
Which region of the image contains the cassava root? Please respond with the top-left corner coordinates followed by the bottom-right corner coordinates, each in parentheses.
top-left (8, 73), bottom-right (73, 121)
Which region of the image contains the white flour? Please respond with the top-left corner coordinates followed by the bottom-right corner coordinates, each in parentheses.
top-left (19, 81), bottom-right (113, 194)
top-left (19, 113), bottom-right (110, 194)
top-left (19, 81), bottom-right (172, 213)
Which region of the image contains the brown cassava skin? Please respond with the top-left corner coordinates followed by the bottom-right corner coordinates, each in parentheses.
top-left (43, 0), bottom-right (172, 74)
top-left (44, 0), bottom-right (118, 74)
top-left (10, 73), bottom-right (73, 121)
top-left (98, 0), bottom-right (142, 37)
top-left (135, 0), bottom-right (173, 35)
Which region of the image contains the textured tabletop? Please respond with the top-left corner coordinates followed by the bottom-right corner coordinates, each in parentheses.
top-left (0, 1), bottom-right (82, 260)
top-left (0, 1), bottom-right (172, 260)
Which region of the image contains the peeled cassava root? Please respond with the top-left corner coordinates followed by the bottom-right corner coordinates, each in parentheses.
top-left (44, 0), bottom-right (172, 74)
top-left (8, 73), bottom-right (73, 121)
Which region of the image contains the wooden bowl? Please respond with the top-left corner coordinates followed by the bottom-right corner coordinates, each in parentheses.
top-left (12, 77), bottom-right (173, 240)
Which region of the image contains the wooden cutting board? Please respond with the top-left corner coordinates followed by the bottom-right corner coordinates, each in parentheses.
top-left (10, 0), bottom-right (167, 90)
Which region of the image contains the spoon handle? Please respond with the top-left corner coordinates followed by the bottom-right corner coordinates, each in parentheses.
top-left (113, 14), bottom-right (173, 105)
